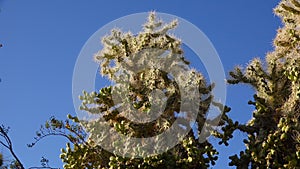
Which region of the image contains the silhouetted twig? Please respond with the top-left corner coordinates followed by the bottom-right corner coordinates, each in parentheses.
top-left (0, 125), bottom-right (25, 169)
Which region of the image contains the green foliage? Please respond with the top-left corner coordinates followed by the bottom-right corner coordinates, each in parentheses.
top-left (228, 0), bottom-right (300, 168)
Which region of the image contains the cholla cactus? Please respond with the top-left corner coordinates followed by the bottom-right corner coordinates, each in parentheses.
top-left (57, 12), bottom-right (233, 169)
top-left (228, 0), bottom-right (300, 168)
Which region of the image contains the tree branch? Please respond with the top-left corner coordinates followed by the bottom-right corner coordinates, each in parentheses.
top-left (0, 126), bottom-right (25, 169)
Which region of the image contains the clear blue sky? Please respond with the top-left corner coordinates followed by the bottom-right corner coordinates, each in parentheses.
top-left (0, 0), bottom-right (280, 168)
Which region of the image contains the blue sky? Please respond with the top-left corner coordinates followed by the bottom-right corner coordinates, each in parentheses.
top-left (0, 0), bottom-right (280, 168)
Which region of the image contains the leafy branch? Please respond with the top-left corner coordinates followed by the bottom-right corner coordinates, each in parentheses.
top-left (28, 115), bottom-right (88, 148)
